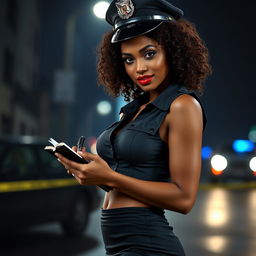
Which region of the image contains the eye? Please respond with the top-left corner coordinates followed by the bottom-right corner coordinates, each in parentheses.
top-left (122, 57), bottom-right (134, 64)
top-left (145, 50), bottom-right (156, 59)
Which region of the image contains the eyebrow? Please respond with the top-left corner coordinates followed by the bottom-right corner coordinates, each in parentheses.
top-left (121, 44), bottom-right (156, 56)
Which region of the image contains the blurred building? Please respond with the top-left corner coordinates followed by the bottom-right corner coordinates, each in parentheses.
top-left (0, 0), bottom-right (49, 136)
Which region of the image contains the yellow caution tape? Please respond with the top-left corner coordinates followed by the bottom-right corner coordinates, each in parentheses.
top-left (0, 178), bottom-right (78, 193)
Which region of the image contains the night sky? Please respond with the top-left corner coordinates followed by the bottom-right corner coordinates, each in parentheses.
top-left (39, 0), bottom-right (256, 148)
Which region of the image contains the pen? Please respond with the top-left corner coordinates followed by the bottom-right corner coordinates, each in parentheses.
top-left (77, 136), bottom-right (86, 151)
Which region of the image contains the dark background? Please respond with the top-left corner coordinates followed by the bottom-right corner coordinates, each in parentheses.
top-left (0, 0), bottom-right (255, 149)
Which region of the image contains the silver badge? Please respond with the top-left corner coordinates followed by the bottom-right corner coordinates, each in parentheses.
top-left (115, 0), bottom-right (135, 19)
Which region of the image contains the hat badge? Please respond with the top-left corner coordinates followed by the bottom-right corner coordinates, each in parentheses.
top-left (115, 0), bottom-right (135, 19)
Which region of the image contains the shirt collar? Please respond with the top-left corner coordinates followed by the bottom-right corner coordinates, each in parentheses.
top-left (151, 84), bottom-right (184, 111)
top-left (120, 84), bottom-right (193, 114)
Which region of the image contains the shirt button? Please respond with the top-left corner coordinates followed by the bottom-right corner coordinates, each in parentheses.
top-left (149, 128), bottom-right (154, 133)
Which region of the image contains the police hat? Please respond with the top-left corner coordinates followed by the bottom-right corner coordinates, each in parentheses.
top-left (106, 0), bottom-right (184, 43)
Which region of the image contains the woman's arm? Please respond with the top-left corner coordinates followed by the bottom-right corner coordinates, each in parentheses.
top-left (56, 95), bottom-right (203, 214)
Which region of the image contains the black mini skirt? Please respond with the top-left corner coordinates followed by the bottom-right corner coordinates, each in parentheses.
top-left (101, 207), bottom-right (185, 256)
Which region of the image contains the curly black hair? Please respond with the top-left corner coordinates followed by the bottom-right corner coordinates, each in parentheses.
top-left (97, 19), bottom-right (212, 101)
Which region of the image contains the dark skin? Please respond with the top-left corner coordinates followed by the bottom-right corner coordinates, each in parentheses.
top-left (56, 36), bottom-right (203, 214)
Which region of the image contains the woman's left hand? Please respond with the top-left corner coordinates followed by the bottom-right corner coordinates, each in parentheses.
top-left (55, 151), bottom-right (114, 186)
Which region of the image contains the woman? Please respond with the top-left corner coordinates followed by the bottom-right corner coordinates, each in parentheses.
top-left (56, 0), bottom-right (211, 255)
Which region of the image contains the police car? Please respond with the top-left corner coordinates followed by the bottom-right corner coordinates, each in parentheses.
top-left (0, 136), bottom-right (101, 235)
top-left (208, 140), bottom-right (256, 182)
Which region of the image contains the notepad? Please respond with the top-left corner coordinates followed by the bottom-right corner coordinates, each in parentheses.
top-left (44, 138), bottom-right (88, 164)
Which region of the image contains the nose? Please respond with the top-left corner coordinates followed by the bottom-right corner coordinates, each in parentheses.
top-left (136, 59), bottom-right (148, 74)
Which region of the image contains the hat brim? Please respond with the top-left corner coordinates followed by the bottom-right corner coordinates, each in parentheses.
top-left (111, 21), bottom-right (164, 43)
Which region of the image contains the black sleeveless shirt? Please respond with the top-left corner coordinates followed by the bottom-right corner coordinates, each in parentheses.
top-left (96, 84), bottom-right (207, 182)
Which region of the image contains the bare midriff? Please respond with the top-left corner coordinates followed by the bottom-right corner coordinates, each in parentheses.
top-left (102, 189), bottom-right (150, 209)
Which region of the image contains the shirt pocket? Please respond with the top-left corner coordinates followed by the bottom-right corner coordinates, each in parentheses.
top-left (117, 122), bottom-right (166, 166)
top-left (126, 121), bottom-right (159, 136)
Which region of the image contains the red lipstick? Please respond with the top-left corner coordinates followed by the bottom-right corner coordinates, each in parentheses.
top-left (137, 75), bottom-right (154, 85)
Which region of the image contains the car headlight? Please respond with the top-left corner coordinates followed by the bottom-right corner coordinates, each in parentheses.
top-left (211, 154), bottom-right (228, 171)
top-left (249, 157), bottom-right (256, 172)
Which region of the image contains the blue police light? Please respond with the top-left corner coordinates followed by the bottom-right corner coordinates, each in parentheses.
top-left (202, 146), bottom-right (213, 159)
top-left (232, 140), bottom-right (254, 153)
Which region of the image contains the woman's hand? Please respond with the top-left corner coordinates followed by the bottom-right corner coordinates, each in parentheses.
top-left (55, 148), bottom-right (114, 186)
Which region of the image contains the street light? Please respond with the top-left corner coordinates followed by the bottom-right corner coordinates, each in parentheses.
top-left (55, 2), bottom-right (110, 139)
top-left (93, 1), bottom-right (110, 19)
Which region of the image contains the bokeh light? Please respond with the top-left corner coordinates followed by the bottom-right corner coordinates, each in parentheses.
top-left (249, 157), bottom-right (256, 172)
top-left (248, 126), bottom-right (256, 142)
top-left (210, 154), bottom-right (228, 171)
top-left (203, 236), bottom-right (228, 254)
top-left (211, 168), bottom-right (223, 176)
top-left (205, 189), bottom-right (230, 228)
top-left (202, 146), bottom-right (212, 159)
top-left (97, 101), bottom-right (112, 115)
top-left (232, 139), bottom-right (254, 153)
top-left (86, 136), bottom-right (97, 154)
top-left (93, 1), bottom-right (110, 19)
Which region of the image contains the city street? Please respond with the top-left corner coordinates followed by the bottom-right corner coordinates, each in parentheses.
top-left (1, 185), bottom-right (256, 256)
top-left (1, 2), bottom-right (255, 256)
